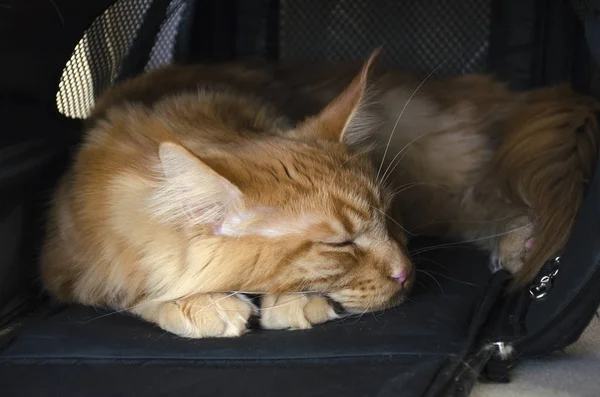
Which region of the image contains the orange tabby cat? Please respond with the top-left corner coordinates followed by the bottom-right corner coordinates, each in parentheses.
top-left (89, 56), bottom-right (600, 290)
top-left (40, 52), bottom-right (414, 338)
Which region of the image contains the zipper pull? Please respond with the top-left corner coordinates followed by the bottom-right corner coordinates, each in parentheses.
top-left (480, 341), bottom-right (516, 383)
top-left (529, 256), bottom-right (561, 300)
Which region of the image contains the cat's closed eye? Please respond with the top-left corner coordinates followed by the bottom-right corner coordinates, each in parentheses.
top-left (321, 241), bottom-right (356, 248)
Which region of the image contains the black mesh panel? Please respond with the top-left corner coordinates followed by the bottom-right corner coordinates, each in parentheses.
top-left (279, 0), bottom-right (492, 77)
top-left (146, 0), bottom-right (189, 71)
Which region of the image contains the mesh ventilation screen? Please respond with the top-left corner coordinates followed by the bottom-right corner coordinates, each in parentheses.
top-left (146, 0), bottom-right (188, 71)
top-left (56, 0), bottom-right (188, 119)
top-left (279, 0), bottom-right (492, 77)
top-left (58, 0), bottom-right (492, 119)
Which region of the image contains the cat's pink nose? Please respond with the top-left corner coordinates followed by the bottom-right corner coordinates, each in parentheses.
top-left (391, 270), bottom-right (410, 285)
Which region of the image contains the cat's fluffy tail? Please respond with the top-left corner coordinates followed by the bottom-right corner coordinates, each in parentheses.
top-left (494, 85), bottom-right (600, 290)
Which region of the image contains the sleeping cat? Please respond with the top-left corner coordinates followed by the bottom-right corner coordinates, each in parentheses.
top-left (42, 50), bottom-right (599, 338)
top-left (87, 55), bottom-right (600, 291)
top-left (40, 51), bottom-right (415, 338)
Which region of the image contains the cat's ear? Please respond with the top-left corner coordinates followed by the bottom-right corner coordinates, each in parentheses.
top-left (150, 142), bottom-right (244, 227)
top-left (297, 49), bottom-right (381, 145)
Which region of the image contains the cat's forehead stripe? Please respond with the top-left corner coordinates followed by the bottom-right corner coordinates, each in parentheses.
top-left (330, 194), bottom-right (382, 237)
top-left (332, 196), bottom-right (370, 220)
top-left (331, 204), bottom-right (357, 236)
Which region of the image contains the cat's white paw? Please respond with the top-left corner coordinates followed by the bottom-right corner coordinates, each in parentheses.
top-left (208, 294), bottom-right (258, 337)
top-left (260, 294), bottom-right (339, 330)
top-left (137, 293), bottom-right (258, 338)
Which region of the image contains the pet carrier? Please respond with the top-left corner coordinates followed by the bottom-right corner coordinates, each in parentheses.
top-left (0, 1), bottom-right (599, 396)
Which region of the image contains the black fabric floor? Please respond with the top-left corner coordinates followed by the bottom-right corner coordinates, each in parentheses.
top-left (0, 238), bottom-right (496, 397)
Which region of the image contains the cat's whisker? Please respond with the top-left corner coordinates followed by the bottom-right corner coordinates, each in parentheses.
top-left (414, 280), bottom-right (428, 290)
top-left (368, 204), bottom-right (415, 236)
top-left (78, 309), bottom-right (129, 324)
top-left (417, 267), bottom-right (476, 287)
top-left (416, 269), bottom-right (445, 295)
top-left (355, 308), bottom-right (369, 323)
top-left (184, 294), bottom-right (311, 312)
top-left (410, 216), bottom-right (541, 255)
top-left (407, 214), bottom-right (518, 236)
top-left (389, 181), bottom-right (423, 192)
top-left (380, 117), bottom-right (468, 186)
top-left (370, 311), bottom-right (381, 322)
top-left (389, 182), bottom-right (448, 197)
top-left (415, 257), bottom-right (450, 271)
top-left (256, 295), bottom-right (311, 311)
top-left (78, 300), bottom-right (157, 324)
top-left (192, 291), bottom-right (242, 314)
top-left (388, 182), bottom-right (425, 195)
top-left (422, 215), bottom-right (517, 225)
top-left (376, 62), bottom-right (445, 181)
top-left (377, 308), bottom-right (389, 317)
top-left (214, 290), bottom-right (322, 295)
top-left (379, 139), bottom-right (421, 186)
top-left (341, 143), bottom-right (378, 166)
top-left (380, 135), bottom-right (431, 186)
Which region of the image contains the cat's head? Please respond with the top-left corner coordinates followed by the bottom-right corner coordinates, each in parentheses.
top-left (151, 50), bottom-right (414, 313)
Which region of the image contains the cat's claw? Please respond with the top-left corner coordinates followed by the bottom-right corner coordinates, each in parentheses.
top-left (260, 294), bottom-right (339, 330)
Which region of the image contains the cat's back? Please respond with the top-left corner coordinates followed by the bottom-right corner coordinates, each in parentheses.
top-left (88, 62), bottom-right (328, 128)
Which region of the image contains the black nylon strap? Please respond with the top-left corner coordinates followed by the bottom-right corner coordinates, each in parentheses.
top-left (116, 0), bottom-right (173, 83)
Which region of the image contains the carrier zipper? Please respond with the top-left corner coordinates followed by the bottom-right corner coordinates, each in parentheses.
top-left (528, 256), bottom-right (561, 300)
top-left (516, 253), bottom-right (600, 352)
top-left (478, 341), bottom-right (516, 383)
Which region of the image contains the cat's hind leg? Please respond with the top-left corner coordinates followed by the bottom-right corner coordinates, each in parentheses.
top-left (260, 294), bottom-right (339, 330)
top-left (132, 293), bottom-right (257, 338)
